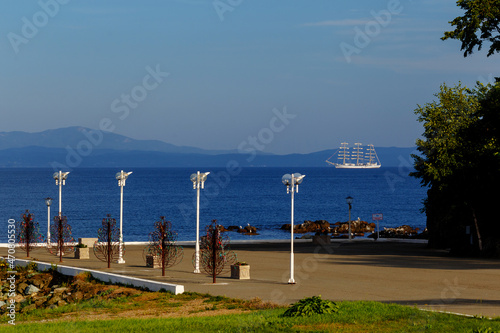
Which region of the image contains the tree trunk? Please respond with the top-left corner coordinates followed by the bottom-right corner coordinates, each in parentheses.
top-left (212, 227), bottom-right (217, 284)
top-left (472, 208), bottom-right (483, 252)
top-left (107, 222), bottom-right (112, 268)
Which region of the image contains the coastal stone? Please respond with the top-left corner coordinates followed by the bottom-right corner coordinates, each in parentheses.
top-left (13, 294), bottom-right (25, 303)
top-left (29, 273), bottom-right (52, 289)
top-left (70, 291), bottom-right (84, 302)
top-left (47, 295), bottom-right (61, 306)
top-left (21, 304), bottom-right (37, 313)
top-left (237, 225), bottom-right (258, 234)
top-left (24, 284), bottom-right (40, 295)
top-left (17, 282), bottom-right (29, 295)
top-left (330, 219), bottom-right (375, 235)
top-left (54, 287), bottom-right (69, 294)
top-left (368, 225), bottom-right (423, 238)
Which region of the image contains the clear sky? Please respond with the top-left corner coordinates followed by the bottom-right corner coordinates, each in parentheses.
top-left (1, 0), bottom-right (498, 154)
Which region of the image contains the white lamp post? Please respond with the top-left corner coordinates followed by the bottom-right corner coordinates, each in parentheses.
top-left (116, 170), bottom-right (132, 264)
top-left (346, 196), bottom-right (353, 240)
top-left (282, 172), bottom-right (305, 284)
top-left (53, 171), bottom-right (69, 217)
top-left (191, 171), bottom-right (209, 274)
top-left (45, 197), bottom-right (53, 246)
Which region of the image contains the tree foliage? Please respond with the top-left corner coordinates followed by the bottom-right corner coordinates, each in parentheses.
top-left (197, 220), bottom-right (237, 283)
top-left (16, 210), bottom-right (44, 257)
top-left (442, 0), bottom-right (500, 57)
top-left (47, 215), bottom-right (75, 262)
top-left (412, 81), bottom-right (500, 255)
top-left (144, 217), bottom-right (183, 276)
top-left (94, 214), bottom-right (121, 268)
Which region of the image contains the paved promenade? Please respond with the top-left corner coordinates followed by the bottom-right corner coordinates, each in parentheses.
top-left (4, 239), bottom-right (500, 318)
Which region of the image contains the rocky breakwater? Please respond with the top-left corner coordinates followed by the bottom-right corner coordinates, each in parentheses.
top-left (226, 224), bottom-right (259, 235)
top-left (368, 225), bottom-right (427, 239)
top-left (280, 220), bottom-right (331, 234)
top-left (330, 218), bottom-right (376, 237)
top-left (0, 263), bottom-right (141, 314)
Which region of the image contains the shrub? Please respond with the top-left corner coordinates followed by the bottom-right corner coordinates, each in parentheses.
top-left (281, 295), bottom-right (338, 317)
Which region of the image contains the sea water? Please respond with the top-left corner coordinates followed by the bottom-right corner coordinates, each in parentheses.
top-left (0, 167), bottom-right (427, 243)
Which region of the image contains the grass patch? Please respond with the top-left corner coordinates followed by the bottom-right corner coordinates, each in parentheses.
top-left (3, 299), bottom-right (500, 332)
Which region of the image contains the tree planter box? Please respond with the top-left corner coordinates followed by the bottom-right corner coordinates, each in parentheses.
top-left (75, 247), bottom-right (89, 259)
top-left (231, 265), bottom-right (250, 279)
top-left (146, 255), bottom-right (161, 268)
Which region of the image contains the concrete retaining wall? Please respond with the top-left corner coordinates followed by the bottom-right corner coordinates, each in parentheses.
top-left (14, 259), bottom-right (184, 295)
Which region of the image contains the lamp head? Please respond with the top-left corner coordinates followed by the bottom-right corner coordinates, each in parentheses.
top-left (53, 171), bottom-right (69, 185)
top-left (346, 196), bottom-right (353, 205)
top-left (281, 174), bottom-right (291, 186)
top-left (191, 171), bottom-right (210, 189)
top-left (115, 170), bottom-right (132, 180)
top-left (292, 173), bottom-right (305, 184)
top-left (116, 170), bottom-right (132, 186)
top-left (45, 197), bottom-right (53, 206)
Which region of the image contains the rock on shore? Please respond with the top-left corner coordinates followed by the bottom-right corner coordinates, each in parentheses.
top-left (280, 220), bottom-right (330, 234)
top-left (0, 265), bottom-right (141, 314)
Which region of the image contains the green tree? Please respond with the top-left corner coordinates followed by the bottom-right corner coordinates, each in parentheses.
top-left (412, 81), bottom-right (500, 255)
top-left (442, 0), bottom-right (500, 57)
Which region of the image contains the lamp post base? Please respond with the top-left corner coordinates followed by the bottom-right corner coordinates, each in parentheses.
top-left (193, 269), bottom-right (200, 274)
top-left (117, 258), bottom-right (126, 264)
top-left (288, 279), bottom-right (296, 284)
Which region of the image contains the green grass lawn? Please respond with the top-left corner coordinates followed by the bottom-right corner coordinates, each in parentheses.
top-left (3, 300), bottom-right (500, 333)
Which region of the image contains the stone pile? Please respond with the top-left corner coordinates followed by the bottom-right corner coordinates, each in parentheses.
top-left (368, 225), bottom-right (425, 238)
top-left (330, 219), bottom-right (376, 236)
top-left (0, 266), bottom-right (140, 314)
top-left (280, 220), bottom-right (330, 234)
top-left (226, 224), bottom-right (259, 235)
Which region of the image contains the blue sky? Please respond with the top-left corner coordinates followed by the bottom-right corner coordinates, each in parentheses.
top-left (1, 0), bottom-right (498, 154)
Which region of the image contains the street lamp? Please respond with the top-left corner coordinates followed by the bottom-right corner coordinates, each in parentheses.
top-left (53, 171), bottom-right (69, 217)
top-left (191, 171), bottom-right (210, 274)
top-left (346, 196), bottom-right (353, 240)
top-left (282, 172), bottom-right (305, 284)
top-left (45, 197), bottom-right (53, 245)
top-left (116, 170), bottom-right (132, 264)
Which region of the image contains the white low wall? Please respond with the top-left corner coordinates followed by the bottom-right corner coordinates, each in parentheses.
top-left (14, 259), bottom-right (184, 295)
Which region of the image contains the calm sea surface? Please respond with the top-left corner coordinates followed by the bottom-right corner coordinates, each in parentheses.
top-left (0, 167), bottom-right (427, 243)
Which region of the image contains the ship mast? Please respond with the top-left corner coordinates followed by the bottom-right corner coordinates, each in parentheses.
top-left (338, 142), bottom-right (349, 165)
top-left (353, 143), bottom-right (363, 166)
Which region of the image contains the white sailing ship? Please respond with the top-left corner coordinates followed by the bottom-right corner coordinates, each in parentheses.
top-left (326, 142), bottom-right (381, 169)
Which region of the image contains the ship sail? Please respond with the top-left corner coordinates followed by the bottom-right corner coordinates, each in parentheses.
top-left (326, 143), bottom-right (381, 169)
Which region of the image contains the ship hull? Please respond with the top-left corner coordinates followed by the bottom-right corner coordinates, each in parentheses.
top-left (334, 164), bottom-right (381, 169)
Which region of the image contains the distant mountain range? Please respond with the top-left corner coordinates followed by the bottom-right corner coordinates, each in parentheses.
top-left (0, 127), bottom-right (418, 168)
